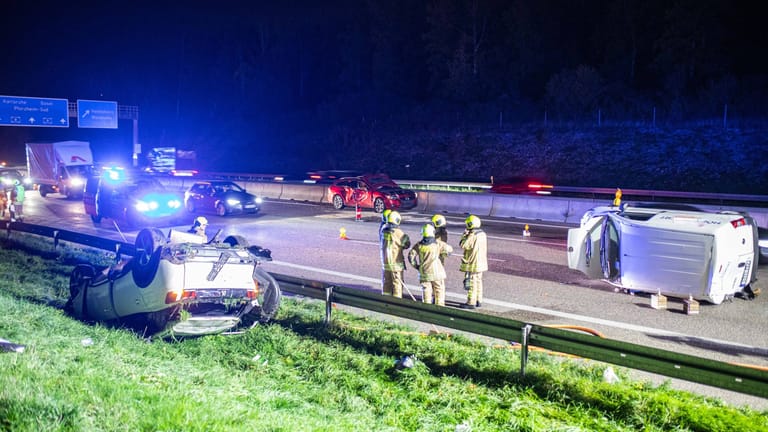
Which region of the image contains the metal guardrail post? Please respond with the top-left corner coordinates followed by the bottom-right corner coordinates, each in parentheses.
top-left (53, 230), bottom-right (60, 250)
top-left (324, 286), bottom-right (334, 326)
top-left (520, 324), bottom-right (532, 376)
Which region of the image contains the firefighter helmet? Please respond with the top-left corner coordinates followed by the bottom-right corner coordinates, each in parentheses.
top-left (195, 216), bottom-right (209, 226)
top-left (465, 215), bottom-right (481, 229)
top-left (387, 211), bottom-right (402, 226)
top-left (381, 208), bottom-right (392, 223)
top-left (431, 214), bottom-right (446, 228)
top-left (421, 223), bottom-right (435, 238)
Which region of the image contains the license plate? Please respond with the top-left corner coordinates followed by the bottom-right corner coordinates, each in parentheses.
top-left (244, 204), bottom-right (256, 208)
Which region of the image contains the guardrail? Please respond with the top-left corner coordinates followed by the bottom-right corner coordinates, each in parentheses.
top-left (2, 220), bottom-right (767, 399)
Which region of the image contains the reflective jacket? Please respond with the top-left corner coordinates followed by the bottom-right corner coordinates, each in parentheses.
top-left (381, 225), bottom-right (410, 271)
top-left (408, 238), bottom-right (453, 282)
top-left (459, 229), bottom-right (488, 272)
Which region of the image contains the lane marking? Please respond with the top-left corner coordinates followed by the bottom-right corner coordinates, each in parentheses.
top-left (268, 260), bottom-right (763, 351)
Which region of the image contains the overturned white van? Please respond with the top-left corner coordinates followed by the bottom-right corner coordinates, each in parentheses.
top-left (567, 205), bottom-right (759, 304)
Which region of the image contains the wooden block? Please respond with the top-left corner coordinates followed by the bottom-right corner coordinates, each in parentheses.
top-left (683, 298), bottom-right (700, 315)
top-left (650, 293), bottom-right (667, 310)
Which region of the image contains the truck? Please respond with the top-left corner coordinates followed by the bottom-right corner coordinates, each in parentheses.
top-left (26, 141), bottom-right (94, 199)
top-left (567, 205), bottom-right (759, 305)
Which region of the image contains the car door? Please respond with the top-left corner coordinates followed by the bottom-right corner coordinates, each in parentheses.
top-left (351, 180), bottom-right (372, 208)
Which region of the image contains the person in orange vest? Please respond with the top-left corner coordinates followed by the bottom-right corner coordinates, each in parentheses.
top-left (380, 211), bottom-right (410, 298)
top-left (459, 215), bottom-right (488, 309)
top-left (408, 224), bottom-right (453, 306)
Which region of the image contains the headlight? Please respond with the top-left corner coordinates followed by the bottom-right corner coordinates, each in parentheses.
top-left (135, 201), bottom-right (159, 212)
top-left (255, 197), bottom-right (263, 204)
top-left (70, 177), bottom-right (85, 187)
top-left (168, 199), bottom-right (182, 209)
top-left (226, 198), bottom-right (241, 206)
top-left (1, 179), bottom-right (10, 186)
top-left (386, 193), bottom-right (398, 200)
top-left (23, 178), bottom-right (32, 185)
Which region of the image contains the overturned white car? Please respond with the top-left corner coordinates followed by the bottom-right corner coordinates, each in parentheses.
top-left (567, 205), bottom-right (759, 304)
top-left (66, 228), bottom-right (281, 337)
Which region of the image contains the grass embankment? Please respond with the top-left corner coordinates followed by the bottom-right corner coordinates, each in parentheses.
top-left (0, 236), bottom-right (766, 431)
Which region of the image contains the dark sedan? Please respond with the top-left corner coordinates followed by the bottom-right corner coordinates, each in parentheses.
top-left (184, 181), bottom-right (262, 216)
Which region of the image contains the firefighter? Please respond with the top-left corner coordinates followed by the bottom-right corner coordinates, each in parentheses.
top-left (408, 223), bottom-right (453, 306)
top-left (9, 179), bottom-right (25, 222)
top-left (380, 210), bottom-right (410, 298)
top-left (459, 215), bottom-right (488, 309)
top-left (431, 214), bottom-right (448, 263)
top-left (187, 216), bottom-right (209, 240)
top-left (379, 209), bottom-right (392, 241)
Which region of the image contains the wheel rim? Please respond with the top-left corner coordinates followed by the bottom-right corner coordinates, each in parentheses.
top-left (374, 199), bottom-right (385, 213)
top-left (333, 195), bottom-right (343, 209)
top-left (217, 204), bottom-right (226, 216)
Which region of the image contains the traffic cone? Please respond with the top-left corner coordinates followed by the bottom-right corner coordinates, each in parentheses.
top-left (523, 224), bottom-right (531, 237)
top-left (339, 227), bottom-right (348, 240)
top-left (355, 204), bottom-right (362, 222)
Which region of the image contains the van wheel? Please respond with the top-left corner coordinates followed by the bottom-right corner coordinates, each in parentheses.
top-left (332, 195), bottom-right (345, 210)
top-left (223, 235), bottom-right (249, 248)
top-left (132, 228), bottom-right (166, 288)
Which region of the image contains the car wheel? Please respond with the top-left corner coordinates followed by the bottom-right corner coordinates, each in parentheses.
top-left (223, 235), bottom-right (249, 248)
top-left (68, 264), bottom-right (95, 317)
top-left (332, 194), bottom-right (345, 210)
top-left (132, 228), bottom-right (166, 288)
top-left (39, 186), bottom-right (48, 197)
top-left (252, 267), bottom-right (282, 323)
top-left (185, 200), bottom-right (195, 213)
top-left (373, 198), bottom-right (386, 214)
top-left (216, 203), bottom-right (227, 216)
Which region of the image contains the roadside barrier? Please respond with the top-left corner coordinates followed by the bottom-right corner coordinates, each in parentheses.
top-left (3, 220), bottom-right (766, 399)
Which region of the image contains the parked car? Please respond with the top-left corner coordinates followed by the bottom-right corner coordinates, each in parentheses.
top-left (184, 181), bottom-right (262, 216)
top-left (567, 205), bottom-right (759, 304)
top-left (83, 166), bottom-right (185, 228)
top-left (489, 176), bottom-right (553, 195)
top-left (65, 228), bottom-right (281, 337)
top-left (328, 174), bottom-right (417, 213)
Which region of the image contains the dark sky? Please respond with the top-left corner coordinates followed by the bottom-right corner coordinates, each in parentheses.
top-left (2, 1), bottom-right (767, 174)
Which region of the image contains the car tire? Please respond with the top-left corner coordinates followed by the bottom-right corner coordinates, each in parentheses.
top-left (39, 186), bottom-right (48, 197)
top-left (253, 267), bottom-right (281, 322)
top-left (132, 228), bottom-right (166, 288)
top-left (185, 200), bottom-right (195, 213)
top-left (68, 264), bottom-right (95, 317)
top-left (373, 198), bottom-right (386, 213)
top-left (332, 194), bottom-right (345, 210)
top-left (223, 235), bottom-right (249, 248)
top-left (216, 203), bottom-right (227, 216)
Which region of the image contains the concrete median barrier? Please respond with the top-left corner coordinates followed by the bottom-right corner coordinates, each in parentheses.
top-left (280, 184), bottom-right (326, 203)
top-left (424, 191), bottom-right (493, 216)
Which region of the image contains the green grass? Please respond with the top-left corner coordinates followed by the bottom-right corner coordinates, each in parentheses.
top-left (1, 236), bottom-right (767, 431)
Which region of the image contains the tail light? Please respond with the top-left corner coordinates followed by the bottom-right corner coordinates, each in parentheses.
top-left (249, 280), bottom-right (260, 299)
top-left (165, 290), bottom-right (197, 304)
top-left (730, 217), bottom-right (747, 228)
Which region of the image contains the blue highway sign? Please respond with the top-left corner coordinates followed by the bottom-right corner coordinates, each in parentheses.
top-left (77, 99), bottom-right (118, 129)
top-left (0, 95), bottom-right (69, 127)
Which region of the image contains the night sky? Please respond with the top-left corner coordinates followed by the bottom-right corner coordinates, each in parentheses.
top-left (2, 1), bottom-right (767, 181)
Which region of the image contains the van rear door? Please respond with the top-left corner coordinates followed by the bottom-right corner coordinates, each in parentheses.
top-left (567, 215), bottom-right (605, 279)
